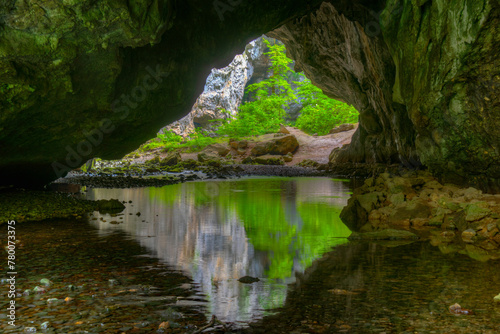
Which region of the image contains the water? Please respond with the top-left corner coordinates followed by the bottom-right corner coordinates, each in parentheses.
top-left (85, 177), bottom-right (353, 324)
top-left (2, 177), bottom-right (500, 333)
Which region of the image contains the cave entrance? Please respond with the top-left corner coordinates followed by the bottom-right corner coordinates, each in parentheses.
top-left (80, 35), bottom-right (359, 174)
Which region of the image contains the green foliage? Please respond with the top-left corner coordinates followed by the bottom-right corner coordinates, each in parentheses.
top-left (140, 131), bottom-right (183, 152)
top-left (217, 96), bottom-right (283, 137)
top-left (139, 127), bottom-right (221, 153)
top-left (294, 79), bottom-right (358, 135)
top-left (139, 38), bottom-right (359, 153)
top-left (217, 40), bottom-right (297, 138)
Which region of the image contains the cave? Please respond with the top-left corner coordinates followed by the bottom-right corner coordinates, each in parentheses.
top-left (1, 0), bottom-right (498, 189)
top-left (2, 1), bottom-right (500, 332)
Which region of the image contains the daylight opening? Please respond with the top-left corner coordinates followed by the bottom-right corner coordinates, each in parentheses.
top-left (81, 36), bottom-right (359, 173)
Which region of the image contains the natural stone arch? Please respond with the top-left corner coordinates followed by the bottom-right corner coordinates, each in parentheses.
top-left (0, 0), bottom-right (498, 190)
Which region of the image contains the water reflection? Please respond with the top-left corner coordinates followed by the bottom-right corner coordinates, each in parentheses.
top-left (85, 177), bottom-right (352, 324)
top-left (253, 242), bottom-right (500, 333)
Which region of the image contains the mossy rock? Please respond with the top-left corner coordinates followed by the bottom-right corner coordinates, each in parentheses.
top-left (254, 155), bottom-right (285, 165)
top-left (160, 152), bottom-right (181, 166)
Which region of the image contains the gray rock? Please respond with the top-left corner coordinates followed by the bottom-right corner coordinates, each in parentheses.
top-left (238, 276), bottom-right (260, 283)
top-left (251, 135), bottom-right (299, 156)
top-left (163, 37), bottom-right (268, 135)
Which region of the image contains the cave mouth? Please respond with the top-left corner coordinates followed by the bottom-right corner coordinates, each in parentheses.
top-left (78, 35), bottom-right (360, 174)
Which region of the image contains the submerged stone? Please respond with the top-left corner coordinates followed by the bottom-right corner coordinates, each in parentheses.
top-left (238, 276), bottom-right (260, 283)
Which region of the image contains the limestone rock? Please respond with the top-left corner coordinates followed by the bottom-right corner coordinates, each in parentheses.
top-left (462, 229), bottom-right (477, 243)
top-left (97, 199), bottom-right (125, 214)
top-left (229, 140), bottom-right (248, 150)
top-left (280, 124), bottom-right (290, 134)
top-left (329, 123), bottom-right (355, 134)
top-left (164, 37), bottom-right (270, 135)
top-left (254, 155), bottom-right (285, 165)
top-left (250, 135), bottom-right (299, 156)
top-left (270, 1), bottom-right (500, 191)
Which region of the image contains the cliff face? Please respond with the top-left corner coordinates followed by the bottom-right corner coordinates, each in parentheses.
top-left (0, 0), bottom-right (322, 186)
top-left (269, 3), bottom-right (419, 167)
top-left (0, 0), bottom-right (498, 188)
top-left (164, 36), bottom-right (268, 136)
top-left (270, 1), bottom-right (499, 190)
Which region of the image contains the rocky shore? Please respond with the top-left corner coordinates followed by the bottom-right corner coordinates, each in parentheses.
top-left (341, 171), bottom-right (500, 260)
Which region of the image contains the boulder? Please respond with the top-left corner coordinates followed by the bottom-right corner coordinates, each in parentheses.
top-left (251, 135), bottom-right (299, 156)
top-left (279, 124), bottom-right (290, 134)
top-left (160, 152), bottom-right (181, 166)
top-left (97, 199), bottom-right (126, 214)
top-left (204, 143), bottom-right (230, 157)
top-left (283, 152), bottom-right (293, 162)
top-left (254, 155), bottom-right (285, 165)
top-left (197, 151), bottom-right (219, 163)
top-left (298, 159), bottom-right (320, 168)
top-left (465, 204), bottom-right (491, 222)
top-left (229, 140), bottom-right (248, 150)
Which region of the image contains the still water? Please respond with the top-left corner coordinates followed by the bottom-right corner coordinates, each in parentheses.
top-left (3, 177), bottom-right (500, 333)
top-left (85, 177), bottom-right (353, 324)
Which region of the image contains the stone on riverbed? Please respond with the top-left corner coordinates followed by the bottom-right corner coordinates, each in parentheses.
top-left (238, 276), bottom-right (260, 283)
top-left (160, 152), bottom-right (182, 166)
top-left (97, 199), bottom-right (126, 214)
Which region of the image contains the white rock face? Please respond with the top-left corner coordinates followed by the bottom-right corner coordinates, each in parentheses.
top-left (163, 37), bottom-right (267, 136)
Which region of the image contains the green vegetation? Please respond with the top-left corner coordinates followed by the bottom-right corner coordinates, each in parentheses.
top-left (139, 38), bottom-right (358, 153)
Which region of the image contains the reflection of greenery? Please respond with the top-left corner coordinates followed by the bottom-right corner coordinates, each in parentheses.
top-left (150, 178), bottom-right (351, 279)
top-left (296, 203), bottom-right (351, 268)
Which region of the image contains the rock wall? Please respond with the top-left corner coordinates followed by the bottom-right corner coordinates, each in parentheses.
top-left (164, 36), bottom-right (268, 136)
top-left (268, 2), bottom-right (419, 167)
top-left (0, 0), bottom-right (498, 188)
